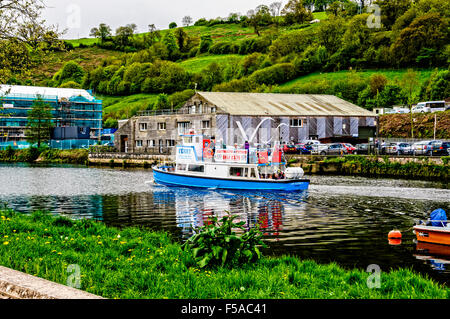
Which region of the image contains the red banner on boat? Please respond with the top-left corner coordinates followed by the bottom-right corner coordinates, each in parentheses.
top-left (214, 149), bottom-right (248, 163)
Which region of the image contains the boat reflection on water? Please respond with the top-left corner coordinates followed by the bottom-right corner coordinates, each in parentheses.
top-left (152, 185), bottom-right (307, 240)
top-left (414, 242), bottom-right (450, 272)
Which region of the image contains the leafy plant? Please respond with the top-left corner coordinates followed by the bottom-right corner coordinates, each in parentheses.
top-left (182, 213), bottom-right (266, 269)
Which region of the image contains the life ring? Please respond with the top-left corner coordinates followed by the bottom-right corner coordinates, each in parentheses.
top-left (204, 148), bottom-right (214, 158)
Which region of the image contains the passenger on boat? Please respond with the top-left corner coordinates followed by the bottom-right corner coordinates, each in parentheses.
top-left (210, 139), bottom-right (216, 157)
top-left (244, 140), bottom-right (250, 163)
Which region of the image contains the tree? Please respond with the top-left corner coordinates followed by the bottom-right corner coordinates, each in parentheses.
top-left (162, 31), bottom-right (179, 57)
top-left (391, 12), bottom-right (449, 66)
top-left (317, 15), bottom-right (346, 55)
top-left (199, 35), bottom-right (213, 53)
top-left (90, 23), bottom-right (112, 44)
top-left (115, 24), bottom-right (137, 47)
top-left (53, 60), bottom-right (85, 86)
top-left (227, 13), bottom-right (241, 24)
top-left (145, 24), bottom-right (161, 47)
top-left (0, 0), bottom-right (63, 45)
top-left (401, 69), bottom-right (419, 138)
top-left (26, 96), bottom-right (54, 148)
top-left (270, 2), bottom-right (283, 16)
top-left (0, 38), bottom-right (31, 82)
top-left (420, 69), bottom-right (450, 101)
top-left (174, 27), bottom-right (188, 52)
top-left (248, 5), bottom-right (273, 36)
top-left (182, 16), bottom-right (193, 27)
top-left (369, 74), bottom-right (388, 96)
top-left (169, 22), bottom-right (178, 29)
top-left (373, 0), bottom-right (412, 30)
top-left (281, 0), bottom-right (313, 25)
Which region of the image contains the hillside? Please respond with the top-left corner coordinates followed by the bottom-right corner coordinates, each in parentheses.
top-left (379, 110), bottom-right (450, 139)
top-left (7, 3), bottom-right (450, 135)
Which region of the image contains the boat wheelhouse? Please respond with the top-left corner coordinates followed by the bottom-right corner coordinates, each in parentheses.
top-left (152, 134), bottom-right (309, 191)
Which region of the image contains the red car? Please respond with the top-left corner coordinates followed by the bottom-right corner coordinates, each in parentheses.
top-left (341, 143), bottom-right (356, 154)
top-left (282, 144), bottom-right (296, 154)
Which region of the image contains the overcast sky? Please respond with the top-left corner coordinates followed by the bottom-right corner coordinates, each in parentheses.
top-left (42, 0), bottom-right (279, 39)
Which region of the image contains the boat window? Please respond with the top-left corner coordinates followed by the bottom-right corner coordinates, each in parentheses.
top-left (188, 165), bottom-right (204, 173)
top-left (177, 164), bottom-right (187, 171)
top-left (230, 167), bottom-right (244, 177)
top-left (250, 168), bottom-right (256, 178)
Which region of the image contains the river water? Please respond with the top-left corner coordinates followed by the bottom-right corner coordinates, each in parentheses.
top-left (1, 163), bottom-right (449, 286)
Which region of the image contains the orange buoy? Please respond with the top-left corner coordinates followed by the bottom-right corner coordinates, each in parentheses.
top-left (388, 238), bottom-right (402, 246)
top-left (388, 230), bottom-right (402, 239)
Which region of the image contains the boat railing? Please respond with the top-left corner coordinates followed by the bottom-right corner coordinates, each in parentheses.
top-left (417, 220), bottom-right (450, 227)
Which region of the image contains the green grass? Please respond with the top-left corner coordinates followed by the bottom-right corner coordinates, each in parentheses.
top-left (180, 54), bottom-right (244, 73)
top-left (280, 68), bottom-right (440, 89)
top-left (312, 11), bottom-right (328, 21)
top-left (98, 93), bottom-right (159, 119)
top-left (0, 209), bottom-right (448, 299)
top-left (65, 37), bottom-right (100, 48)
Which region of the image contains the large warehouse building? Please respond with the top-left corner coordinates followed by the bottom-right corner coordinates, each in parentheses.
top-left (0, 85), bottom-right (102, 149)
top-left (115, 92), bottom-right (377, 154)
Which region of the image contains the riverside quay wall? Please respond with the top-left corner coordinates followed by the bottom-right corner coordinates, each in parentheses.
top-left (88, 153), bottom-right (448, 181)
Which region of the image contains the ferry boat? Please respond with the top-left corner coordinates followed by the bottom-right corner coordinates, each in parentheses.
top-left (152, 134), bottom-right (310, 192)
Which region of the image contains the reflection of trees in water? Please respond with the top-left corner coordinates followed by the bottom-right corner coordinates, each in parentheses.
top-left (0, 195), bottom-right (104, 220)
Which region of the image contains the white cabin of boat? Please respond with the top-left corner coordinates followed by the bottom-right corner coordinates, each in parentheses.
top-left (163, 133), bottom-right (305, 181)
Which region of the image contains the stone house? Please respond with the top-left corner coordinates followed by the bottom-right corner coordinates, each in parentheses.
top-left (115, 92), bottom-right (377, 153)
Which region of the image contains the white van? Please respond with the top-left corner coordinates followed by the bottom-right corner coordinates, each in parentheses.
top-left (412, 101), bottom-right (446, 113)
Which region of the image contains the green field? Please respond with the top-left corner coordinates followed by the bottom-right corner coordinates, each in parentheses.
top-left (280, 69), bottom-right (440, 89)
top-left (180, 54), bottom-right (244, 73)
top-left (67, 11), bottom-right (328, 48)
top-left (99, 93), bottom-right (158, 119)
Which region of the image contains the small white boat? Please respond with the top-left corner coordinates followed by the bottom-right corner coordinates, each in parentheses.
top-left (152, 134), bottom-right (310, 192)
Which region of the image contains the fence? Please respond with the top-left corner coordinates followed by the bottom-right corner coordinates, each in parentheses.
top-left (89, 146), bottom-right (175, 156)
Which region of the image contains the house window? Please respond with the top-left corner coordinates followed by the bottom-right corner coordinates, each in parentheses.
top-left (139, 123), bottom-right (148, 131)
top-left (166, 140), bottom-right (176, 147)
top-left (211, 107), bottom-right (216, 113)
top-left (177, 121), bottom-right (191, 135)
top-left (158, 122), bottom-right (166, 130)
top-left (147, 140), bottom-right (155, 147)
top-left (202, 120), bottom-right (210, 129)
top-left (290, 118), bottom-right (303, 127)
top-left (136, 140), bottom-right (143, 147)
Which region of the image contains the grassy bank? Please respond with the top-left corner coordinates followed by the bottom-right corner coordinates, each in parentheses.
top-left (308, 155), bottom-right (450, 182)
top-left (0, 148), bottom-right (88, 165)
top-left (0, 209), bottom-right (448, 299)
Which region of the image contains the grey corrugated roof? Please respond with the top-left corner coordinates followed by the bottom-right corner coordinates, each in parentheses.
top-left (197, 92), bottom-right (375, 117)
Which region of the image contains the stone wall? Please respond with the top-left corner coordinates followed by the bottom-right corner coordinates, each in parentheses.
top-left (0, 266), bottom-right (103, 299)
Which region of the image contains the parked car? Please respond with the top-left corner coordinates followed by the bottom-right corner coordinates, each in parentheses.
top-left (354, 143), bottom-right (369, 155)
top-left (294, 143), bottom-right (312, 154)
top-left (282, 143), bottom-right (297, 154)
top-left (320, 143), bottom-right (349, 155)
top-left (342, 143), bottom-right (356, 154)
top-left (431, 142), bottom-right (450, 156)
top-left (303, 140), bottom-right (321, 146)
top-left (412, 141), bottom-right (429, 156)
top-left (425, 140), bottom-right (443, 156)
top-left (305, 142), bottom-right (328, 154)
top-left (386, 142), bottom-right (413, 155)
top-left (412, 101), bottom-right (446, 113)
top-left (412, 140), bottom-right (441, 156)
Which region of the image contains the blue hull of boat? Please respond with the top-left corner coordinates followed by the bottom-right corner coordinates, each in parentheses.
top-left (153, 169), bottom-right (309, 192)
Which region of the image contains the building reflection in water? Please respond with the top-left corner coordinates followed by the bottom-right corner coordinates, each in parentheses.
top-left (151, 187), bottom-right (306, 240)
